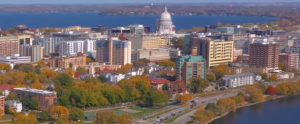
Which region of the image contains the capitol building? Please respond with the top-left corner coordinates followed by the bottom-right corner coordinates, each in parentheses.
top-left (156, 6), bottom-right (176, 34)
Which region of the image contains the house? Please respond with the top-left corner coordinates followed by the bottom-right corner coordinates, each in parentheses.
top-left (5, 100), bottom-right (22, 112)
top-left (148, 78), bottom-right (171, 90)
top-left (104, 73), bottom-right (125, 85)
top-left (0, 84), bottom-right (15, 97)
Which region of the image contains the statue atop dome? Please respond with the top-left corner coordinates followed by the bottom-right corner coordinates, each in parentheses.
top-left (156, 6), bottom-right (175, 34)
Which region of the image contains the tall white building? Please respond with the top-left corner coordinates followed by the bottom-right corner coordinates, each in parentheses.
top-left (156, 6), bottom-right (175, 34)
top-left (59, 40), bottom-right (84, 56)
top-left (83, 39), bottom-right (96, 53)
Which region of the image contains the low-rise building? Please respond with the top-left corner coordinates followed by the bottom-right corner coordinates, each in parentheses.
top-left (221, 73), bottom-right (261, 88)
top-left (5, 100), bottom-right (22, 112)
top-left (49, 53), bottom-right (86, 69)
top-left (104, 73), bottom-right (125, 85)
top-left (12, 88), bottom-right (57, 111)
top-left (0, 54), bottom-right (31, 68)
top-left (148, 78), bottom-right (171, 90)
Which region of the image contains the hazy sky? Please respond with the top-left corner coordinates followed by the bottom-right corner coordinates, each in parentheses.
top-left (0, 0), bottom-right (298, 4)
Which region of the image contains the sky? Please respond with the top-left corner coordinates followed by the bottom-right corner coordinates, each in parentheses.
top-left (0, 0), bottom-right (298, 4)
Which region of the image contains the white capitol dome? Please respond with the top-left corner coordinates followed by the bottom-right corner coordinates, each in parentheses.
top-left (160, 7), bottom-right (171, 20)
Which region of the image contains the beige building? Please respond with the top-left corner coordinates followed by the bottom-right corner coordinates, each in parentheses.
top-left (58, 26), bottom-right (91, 33)
top-left (0, 36), bottom-right (19, 56)
top-left (197, 38), bottom-right (234, 67)
top-left (96, 40), bottom-right (131, 65)
top-left (242, 66), bottom-right (269, 74)
top-left (15, 35), bottom-right (32, 54)
top-left (72, 62), bottom-right (121, 74)
top-left (127, 35), bottom-right (168, 49)
top-left (49, 54), bottom-right (86, 69)
top-left (20, 45), bottom-right (44, 62)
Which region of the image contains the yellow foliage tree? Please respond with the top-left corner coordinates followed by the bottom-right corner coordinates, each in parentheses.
top-left (118, 64), bottom-right (132, 74)
top-left (50, 105), bottom-right (70, 122)
top-left (117, 114), bottom-right (134, 124)
top-left (178, 94), bottom-right (193, 103)
top-left (36, 61), bottom-right (47, 68)
top-left (194, 108), bottom-right (215, 123)
top-left (66, 68), bottom-right (75, 77)
top-left (270, 74), bottom-right (278, 81)
top-left (31, 79), bottom-right (45, 89)
top-left (94, 110), bottom-right (117, 124)
top-left (15, 113), bottom-right (39, 124)
top-left (246, 85), bottom-right (264, 102)
top-left (42, 68), bottom-right (59, 78)
top-left (216, 98), bottom-right (236, 112)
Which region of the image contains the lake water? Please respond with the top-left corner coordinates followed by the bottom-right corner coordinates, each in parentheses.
top-left (210, 95), bottom-right (300, 124)
top-left (0, 13), bottom-right (277, 30)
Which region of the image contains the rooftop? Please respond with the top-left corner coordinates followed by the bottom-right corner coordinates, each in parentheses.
top-left (13, 88), bottom-right (56, 95)
top-left (223, 73), bottom-right (257, 79)
top-left (148, 78), bottom-right (170, 84)
top-left (0, 84), bottom-right (15, 91)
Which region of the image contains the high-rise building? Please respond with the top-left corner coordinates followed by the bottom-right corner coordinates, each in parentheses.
top-left (197, 38), bottom-right (234, 67)
top-left (0, 36), bottom-right (19, 56)
top-left (176, 55), bottom-right (206, 84)
top-left (59, 40), bottom-right (84, 56)
top-left (249, 42), bottom-right (279, 69)
top-left (20, 45), bottom-right (44, 62)
top-left (279, 52), bottom-right (299, 71)
top-left (96, 40), bottom-right (131, 65)
top-left (83, 39), bottom-right (96, 53)
top-left (156, 6), bottom-right (175, 34)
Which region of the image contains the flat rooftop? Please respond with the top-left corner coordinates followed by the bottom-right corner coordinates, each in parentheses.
top-left (13, 88), bottom-right (55, 95)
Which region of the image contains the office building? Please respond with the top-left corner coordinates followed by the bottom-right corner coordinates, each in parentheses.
top-left (12, 88), bottom-right (57, 111)
top-left (49, 53), bottom-right (86, 69)
top-left (156, 6), bottom-right (175, 34)
top-left (197, 38), bottom-right (234, 67)
top-left (279, 52), bottom-right (299, 71)
top-left (176, 55), bottom-right (206, 84)
top-left (127, 35), bottom-right (169, 49)
top-left (20, 45), bottom-right (44, 62)
top-left (0, 36), bottom-right (19, 56)
top-left (249, 42), bottom-right (279, 69)
top-left (96, 40), bottom-right (131, 65)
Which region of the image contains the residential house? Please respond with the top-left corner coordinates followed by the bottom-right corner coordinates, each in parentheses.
top-left (5, 100), bottom-right (22, 112)
top-left (148, 78), bottom-right (171, 90)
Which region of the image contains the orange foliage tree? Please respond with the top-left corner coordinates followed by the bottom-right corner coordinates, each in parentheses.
top-left (216, 98), bottom-right (237, 112)
top-left (178, 94), bottom-right (193, 103)
top-left (245, 85), bottom-right (264, 102)
top-left (50, 105), bottom-right (69, 122)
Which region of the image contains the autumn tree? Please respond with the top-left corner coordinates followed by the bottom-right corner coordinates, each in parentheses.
top-left (194, 108), bottom-right (215, 124)
top-left (205, 103), bottom-right (225, 116)
top-left (94, 110), bottom-right (117, 124)
top-left (69, 108), bottom-right (84, 121)
top-left (178, 94), bottom-right (193, 103)
top-left (118, 64), bottom-right (132, 74)
top-left (50, 105), bottom-right (70, 122)
top-left (188, 77), bottom-right (209, 93)
top-left (246, 85), bottom-right (264, 102)
top-left (270, 74), bottom-right (278, 81)
top-left (0, 62), bottom-right (11, 71)
top-left (162, 83), bottom-right (169, 91)
top-left (276, 83), bottom-right (289, 95)
top-left (36, 61), bottom-right (47, 68)
top-left (158, 60), bottom-right (176, 67)
top-left (15, 113), bottom-right (39, 124)
top-left (117, 114), bottom-right (134, 124)
top-left (216, 98), bottom-right (236, 112)
top-left (211, 64), bottom-right (234, 79)
top-left (55, 73), bottom-right (75, 88)
top-left (206, 73), bottom-right (216, 82)
top-left (42, 68), bottom-right (59, 78)
top-left (65, 68), bottom-right (75, 77)
top-left (231, 95), bottom-right (245, 106)
top-left (267, 85), bottom-right (276, 95)
top-left (31, 78), bottom-right (45, 89)
top-left (170, 79), bottom-right (186, 93)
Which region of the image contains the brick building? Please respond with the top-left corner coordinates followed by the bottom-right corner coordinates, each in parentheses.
top-left (12, 88), bottom-right (57, 111)
top-left (49, 53), bottom-right (86, 69)
top-left (0, 36), bottom-right (19, 56)
top-left (0, 96), bottom-right (4, 115)
top-left (249, 42), bottom-right (279, 69)
top-left (279, 52), bottom-right (299, 71)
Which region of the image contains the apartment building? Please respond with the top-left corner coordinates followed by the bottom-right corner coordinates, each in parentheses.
top-left (279, 52), bottom-right (299, 71)
top-left (222, 73), bottom-right (261, 88)
top-left (20, 45), bottom-right (44, 62)
top-left (96, 40), bottom-right (131, 65)
top-left (0, 36), bottom-right (19, 56)
top-left (197, 38), bottom-right (234, 67)
top-left (12, 88), bottom-right (57, 111)
top-left (49, 53), bottom-right (86, 69)
top-left (127, 35), bottom-right (168, 49)
top-left (176, 55), bottom-right (206, 84)
top-left (34, 36), bottom-right (62, 56)
top-left (249, 42), bottom-right (279, 69)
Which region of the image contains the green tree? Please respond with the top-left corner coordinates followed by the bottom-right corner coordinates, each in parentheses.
top-left (58, 94), bottom-right (71, 107)
top-left (98, 75), bottom-right (108, 83)
top-left (55, 118), bottom-right (66, 124)
top-left (28, 98), bottom-right (39, 109)
top-left (56, 73), bottom-right (75, 87)
top-left (85, 77), bottom-right (101, 84)
top-left (20, 64), bottom-right (35, 73)
top-left (188, 77), bottom-right (209, 93)
top-left (21, 94), bottom-right (30, 109)
top-left (162, 83), bottom-right (169, 91)
top-left (158, 60), bottom-right (176, 67)
top-left (39, 111), bottom-right (50, 122)
top-left (144, 88), bottom-right (169, 108)
top-left (69, 108), bottom-right (84, 121)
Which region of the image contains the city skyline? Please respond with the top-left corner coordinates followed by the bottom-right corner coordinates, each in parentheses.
top-left (0, 0), bottom-right (299, 4)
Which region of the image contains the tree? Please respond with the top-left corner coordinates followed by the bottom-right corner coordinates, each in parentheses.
top-left (50, 105), bottom-right (70, 122)
top-left (194, 109), bottom-right (215, 124)
top-left (76, 67), bottom-right (86, 73)
top-left (188, 77), bottom-right (209, 93)
top-left (20, 64), bottom-right (35, 73)
top-left (211, 64), bottom-right (234, 79)
top-left (55, 118), bottom-right (66, 124)
top-left (28, 98), bottom-right (39, 110)
top-left (117, 114), bottom-right (134, 124)
top-left (69, 108), bottom-right (84, 121)
top-left (279, 62), bottom-right (288, 71)
top-left (267, 85), bottom-right (276, 95)
top-left (42, 68), bottom-right (59, 78)
top-left (94, 110), bottom-right (117, 124)
top-left (260, 73), bottom-right (267, 80)
top-left (206, 73), bottom-right (216, 82)
top-left (178, 94), bottom-right (193, 103)
top-left (36, 61), bottom-right (47, 68)
top-left (65, 68), bottom-right (75, 77)
top-left (15, 113), bottom-right (39, 124)
top-left (56, 73), bottom-right (75, 87)
top-left (39, 111), bottom-right (50, 122)
top-left (162, 83), bottom-right (169, 91)
top-left (98, 75), bottom-right (108, 83)
top-left (170, 79), bottom-right (186, 93)
top-left (118, 64), bottom-right (132, 74)
top-left (231, 95), bottom-right (245, 106)
top-left (0, 62), bottom-right (11, 71)
top-left (216, 98), bottom-right (236, 112)
top-left (270, 74), bottom-right (278, 81)
top-left (144, 88), bottom-right (169, 108)
top-left (246, 85), bottom-right (264, 102)
top-left (21, 95), bottom-right (31, 109)
top-left (158, 60), bottom-right (176, 67)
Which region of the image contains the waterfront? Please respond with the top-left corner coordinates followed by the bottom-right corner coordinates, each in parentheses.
top-left (0, 12), bottom-right (277, 30)
top-left (210, 95), bottom-right (300, 124)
